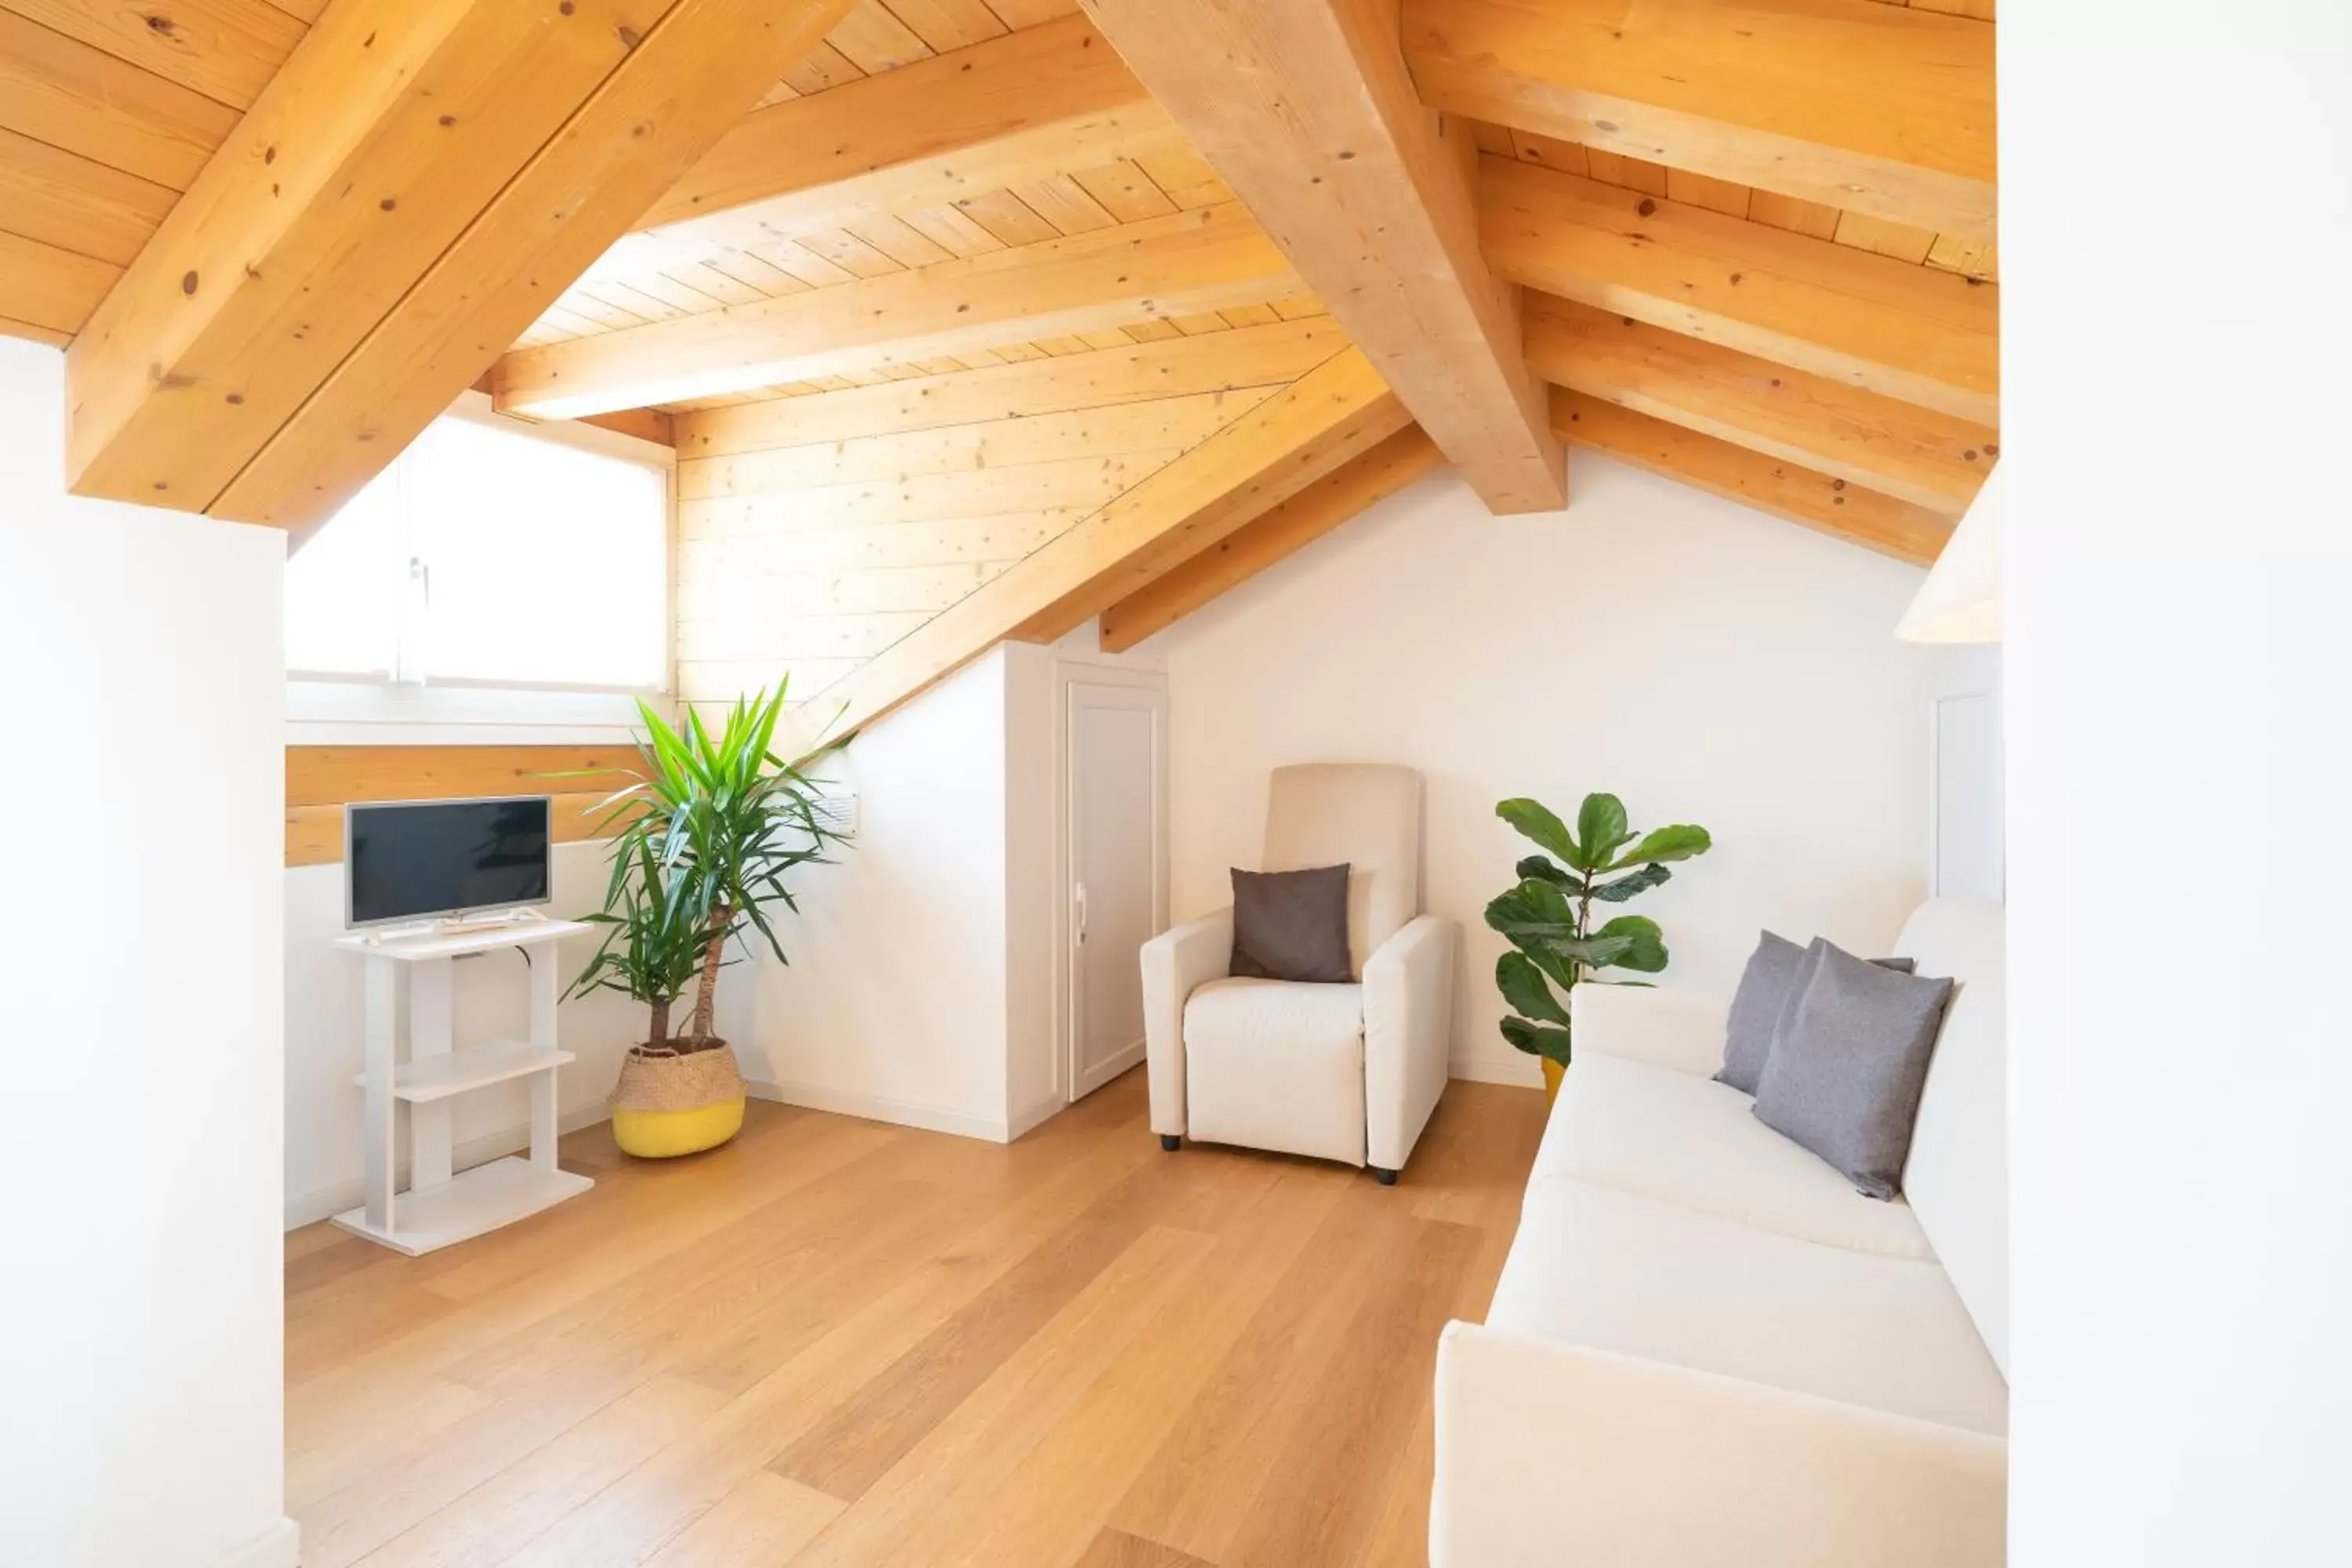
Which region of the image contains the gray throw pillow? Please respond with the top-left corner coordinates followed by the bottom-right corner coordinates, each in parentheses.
top-left (1229, 864), bottom-right (1352, 982)
top-left (1752, 940), bottom-right (1955, 1200)
top-left (1718, 932), bottom-right (1918, 1094)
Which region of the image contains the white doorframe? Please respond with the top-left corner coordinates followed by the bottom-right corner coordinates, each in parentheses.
top-left (1054, 660), bottom-right (1170, 1104)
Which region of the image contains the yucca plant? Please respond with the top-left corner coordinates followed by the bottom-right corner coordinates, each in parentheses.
top-left (572, 682), bottom-right (848, 1051)
top-left (1486, 794), bottom-right (1712, 1068)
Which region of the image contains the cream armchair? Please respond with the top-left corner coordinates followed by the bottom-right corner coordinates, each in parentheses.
top-left (1141, 764), bottom-right (1456, 1182)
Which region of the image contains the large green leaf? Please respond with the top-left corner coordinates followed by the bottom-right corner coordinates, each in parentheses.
top-left (1577, 793), bottom-right (1636, 869)
top-left (1592, 913), bottom-right (1668, 972)
top-left (1496, 797), bottom-right (1586, 870)
top-left (1496, 952), bottom-right (1570, 1027)
top-left (1485, 877), bottom-right (1578, 940)
top-left (1500, 1017), bottom-right (1573, 1065)
top-left (1515, 855), bottom-right (1573, 887)
top-left (1606, 822), bottom-right (1713, 869)
top-left (1510, 936), bottom-right (1577, 991)
top-left (1551, 932), bottom-right (1639, 967)
top-left (1589, 862), bottom-right (1671, 903)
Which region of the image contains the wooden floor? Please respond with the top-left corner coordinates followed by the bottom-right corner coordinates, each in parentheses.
top-left (284, 1067), bottom-right (1545, 1568)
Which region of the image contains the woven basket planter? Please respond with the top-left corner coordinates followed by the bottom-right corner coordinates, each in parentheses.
top-left (612, 1040), bottom-right (746, 1158)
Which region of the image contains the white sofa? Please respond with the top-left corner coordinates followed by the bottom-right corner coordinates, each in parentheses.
top-left (1432, 897), bottom-right (2008, 1567)
top-left (1141, 763), bottom-right (1455, 1179)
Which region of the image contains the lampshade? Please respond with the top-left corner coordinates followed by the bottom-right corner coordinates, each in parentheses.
top-left (1896, 463), bottom-right (2002, 643)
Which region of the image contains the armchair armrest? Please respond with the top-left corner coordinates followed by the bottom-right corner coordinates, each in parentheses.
top-left (1363, 914), bottom-right (1455, 1171)
top-left (1570, 983), bottom-right (1732, 1079)
top-left (1140, 906), bottom-right (1232, 1138)
top-left (1432, 1322), bottom-right (2005, 1568)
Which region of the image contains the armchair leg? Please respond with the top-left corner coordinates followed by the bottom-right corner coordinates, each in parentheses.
top-left (1160, 1134), bottom-right (1181, 1152)
top-left (1371, 1166), bottom-right (1398, 1186)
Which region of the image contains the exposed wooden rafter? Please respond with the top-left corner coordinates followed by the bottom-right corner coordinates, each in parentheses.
top-left (1551, 389), bottom-right (1954, 564)
top-left (1403, 0), bottom-right (1996, 238)
top-left (66, 0), bottom-right (862, 531)
top-left (786, 346), bottom-right (1406, 747)
top-left (493, 202), bottom-right (1301, 418)
top-left (1078, 0), bottom-right (1563, 514)
top-left (1098, 423), bottom-right (1444, 652)
top-left (1524, 292), bottom-right (1995, 516)
top-left (1483, 154), bottom-right (1998, 425)
top-left (633, 13), bottom-right (1178, 260)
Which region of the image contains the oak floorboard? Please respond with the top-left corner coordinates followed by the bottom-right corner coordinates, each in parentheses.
top-left (285, 1068), bottom-right (1544, 1568)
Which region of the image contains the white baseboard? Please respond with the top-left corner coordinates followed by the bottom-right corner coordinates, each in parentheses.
top-left (284, 1101), bottom-right (612, 1230)
top-left (744, 1076), bottom-right (1012, 1144)
top-left (1006, 1091), bottom-right (1065, 1142)
top-left (1450, 1049), bottom-right (1545, 1089)
top-left (210, 1517), bottom-right (299, 1568)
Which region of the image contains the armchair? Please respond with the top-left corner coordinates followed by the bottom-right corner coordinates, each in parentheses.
top-left (1140, 764), bottom-right (1456, 1181)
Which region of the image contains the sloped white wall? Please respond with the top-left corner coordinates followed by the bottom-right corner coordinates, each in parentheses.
top-left (0, 338), bottom-right (296, 1568)
top-left (1145, 456), bottom-right (1940, 1084)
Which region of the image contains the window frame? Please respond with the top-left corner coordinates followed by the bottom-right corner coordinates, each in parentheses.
top-left (285, 390), bottom-right (677, 732)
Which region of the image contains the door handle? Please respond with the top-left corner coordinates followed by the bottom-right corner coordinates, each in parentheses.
top-left (1073, 882), bottom-right (1088, 945)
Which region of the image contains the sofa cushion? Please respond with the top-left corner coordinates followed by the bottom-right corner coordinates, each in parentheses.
top-left (1184, 977), bottom-right (1365, 1164)
top-left (1487, 1178), bottom-right (2007, 1437)
top-left (1229, 863), bottom-right (1353, 982)
top-left (1536, 1054), bottom-right (1934, 1261)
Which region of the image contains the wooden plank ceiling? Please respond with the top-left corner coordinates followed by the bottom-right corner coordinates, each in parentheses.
top-left (2, 0), bottom-right (1998, 747)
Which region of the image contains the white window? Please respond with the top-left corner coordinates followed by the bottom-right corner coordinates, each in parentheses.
top-left (286, 405), bottom-right (670, 699)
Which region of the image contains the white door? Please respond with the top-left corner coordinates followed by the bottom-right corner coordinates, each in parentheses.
top-left (1065, 677), bottom-right (1167, 1102)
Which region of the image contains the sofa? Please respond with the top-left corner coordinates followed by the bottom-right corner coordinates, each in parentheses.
top-left (1432, 896), bottom-right (2009, 1566)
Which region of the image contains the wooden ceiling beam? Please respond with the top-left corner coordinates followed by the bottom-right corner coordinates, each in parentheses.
top-left (1403, 0), bottom-right (1995, 238)
top-left (1098, 423), bottom-right (1444, 652)
top-left (1525, 292), bottom-right (1994, 516)
top-left (631, 13), bottom-right (1178, 258)
top-left (492, 202), bottom-right (1301, 419)
top-left (1483, 155), bottom-right (1998, 425)
top-left (1078, 0), bottom-right (1563, 514)
top-left (1550, 388), bottom-right (1953, 565)
top-left (66, 0), bottom-right (861, 530)
top-left (788, 347), bottom-right (1406, 747)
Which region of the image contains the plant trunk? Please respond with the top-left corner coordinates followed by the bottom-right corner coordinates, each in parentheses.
top-left (690, 906), bottom-right (732, 1040)
top-left (648, 995), bottom-right (671, 1047)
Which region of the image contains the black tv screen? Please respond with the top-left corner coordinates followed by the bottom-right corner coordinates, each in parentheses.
top-left (347, 797), bottom-right (553, 927)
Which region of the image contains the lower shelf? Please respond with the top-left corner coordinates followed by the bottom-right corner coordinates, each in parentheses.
top-left (331, 1156), bottom-right (594, 1257)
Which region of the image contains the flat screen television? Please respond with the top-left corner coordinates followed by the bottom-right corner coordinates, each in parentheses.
top-left (346, 796), bottom-right (554, 929)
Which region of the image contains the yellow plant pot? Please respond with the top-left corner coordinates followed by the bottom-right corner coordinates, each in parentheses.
top-left (612, 1041), bottom-right (746, 1159)
top-left (1541, 1056), bottom-right (1566, 1109)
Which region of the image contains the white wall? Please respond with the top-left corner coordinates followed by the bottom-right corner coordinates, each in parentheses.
top-left (281, 840), bottom-right (746, 1228)
top-left (1146, 457), bottom-right (1939, 1084)
top-left (2003, 4), bottom-right (2352, 1563)
top-left (0, 339), bottom-right (296, 1568)
top-left (746, 648), bottom-right (1019, 1138)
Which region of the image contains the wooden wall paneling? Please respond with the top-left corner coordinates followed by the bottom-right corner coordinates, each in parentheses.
top-left (673, 559), bottom-right (1012, 620)
top-left (679, 451), bottom-right (1177, 536)
top-left (495, 203), bottom-right (1301, 418)
top-left (0, 227), bottom-right (116, 336)
top-left (1080, 0), bottom-right (1563, 515)
top-left (673, 318), bottom-right (1341, 455)
top-left (1480, 156), bottom-right (1999, 425)
top-left (4, 0), bottom-right (307, 110)
top-left (1551, 389), bottom-right (1955, 565)
top-left (285, 744), bottom-right (642, 808)
top-left (0, 9), bottom-right (241, 188)
top-left (772, 347), bottom-right (1402, 746)
top-left (0, 126), bottom-right (179, 266)
top-left (636, 13), bottom-right (1177, 254)
top-left (678, 509), bottom-right (1084, 574)
top-left (677, 387), bottom-right (1275, 498)
top-left (1401, 0), bottom-right (1996, 238)
top-left (69, 0), bottom-right (865, 532)
top-left (1098, 423), bottom-right (1445, 651)
top-left (1523, 292), bottom-right (1994, 515)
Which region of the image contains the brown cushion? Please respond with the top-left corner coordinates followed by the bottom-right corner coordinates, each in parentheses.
top-left (1229, 864), bottom-right (1353, 982)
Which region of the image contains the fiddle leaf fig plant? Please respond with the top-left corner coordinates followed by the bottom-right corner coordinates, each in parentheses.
top-left (1486, 794), bottom-right (1712, 1067)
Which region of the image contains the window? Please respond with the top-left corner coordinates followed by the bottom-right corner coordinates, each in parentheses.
top-left (286, 408), bottom-right (670, 694)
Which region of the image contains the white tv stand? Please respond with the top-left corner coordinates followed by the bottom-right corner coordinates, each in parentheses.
top-left (331, 916), bottom-right (595, 1255)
